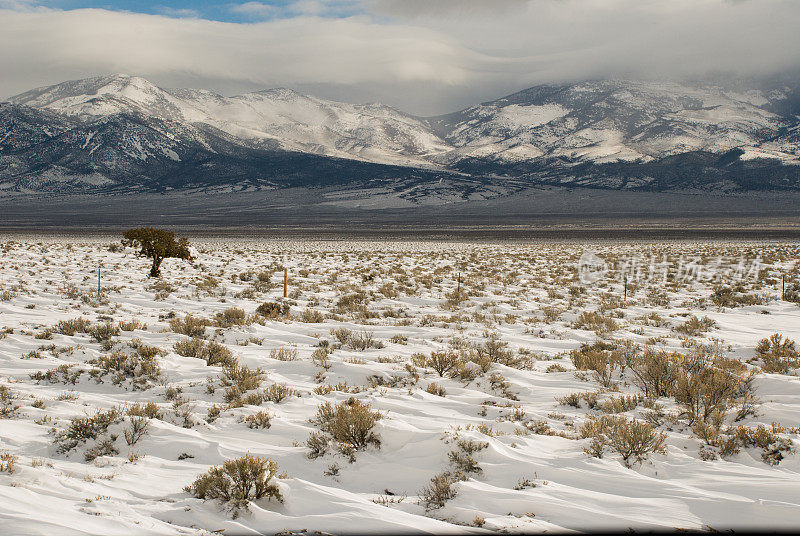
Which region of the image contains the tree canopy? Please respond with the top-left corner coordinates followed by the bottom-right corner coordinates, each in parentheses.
top-left (122, 227), bottom-right (193, 277)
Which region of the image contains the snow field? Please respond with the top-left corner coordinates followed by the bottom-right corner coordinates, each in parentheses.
top-left (0, 237), bottom-right (799, 533)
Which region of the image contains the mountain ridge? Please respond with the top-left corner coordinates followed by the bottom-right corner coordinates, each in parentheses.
top-left (2, 74), bottom-right (799, 199)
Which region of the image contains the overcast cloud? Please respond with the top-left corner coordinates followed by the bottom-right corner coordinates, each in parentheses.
top-left (0, 0), bottom-right (798, 115)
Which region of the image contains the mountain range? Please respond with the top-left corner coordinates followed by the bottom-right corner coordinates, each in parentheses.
top-left (2, 74), bottom-right (799, 199)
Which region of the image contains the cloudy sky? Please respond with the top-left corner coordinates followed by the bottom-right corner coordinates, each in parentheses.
top-left (0, 0), bottom-right (798, 115)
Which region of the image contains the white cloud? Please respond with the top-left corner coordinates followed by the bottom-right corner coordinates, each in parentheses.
top-left (229, 0), bottom-right (362, 19)
top-left (156, 6), bottom-right (200, 19)
top-left (0, 0), bottom-right (798, 115)
top-left (366, 0), bottom-right (530, 17)
top-left (228, 1), bottom-right (277, 17)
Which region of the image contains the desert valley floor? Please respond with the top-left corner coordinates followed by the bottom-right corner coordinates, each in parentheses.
top-left (0, 235), bottom-right (799, 534)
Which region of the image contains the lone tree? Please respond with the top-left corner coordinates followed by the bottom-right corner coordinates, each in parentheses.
top-left (122, 227), bottom-right (193, 277)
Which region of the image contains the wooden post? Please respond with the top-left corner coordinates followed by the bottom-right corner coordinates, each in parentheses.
top-left (97, 264), bottom-right (101, 296)
top-left (782, 273), bottom-right (785, 301)
top-left (623, 274), bottom-right (627, 303)
top-left (457, 272), bottom-right (461, 297)
top-left (283, 267), bottom-right (288, 298)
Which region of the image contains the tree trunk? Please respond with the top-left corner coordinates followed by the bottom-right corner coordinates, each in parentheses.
top-left (150, 256), bottom-right (162, 277)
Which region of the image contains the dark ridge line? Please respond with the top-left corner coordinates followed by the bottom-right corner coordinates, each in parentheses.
top-left (4, 226), bottom-right (800, 242)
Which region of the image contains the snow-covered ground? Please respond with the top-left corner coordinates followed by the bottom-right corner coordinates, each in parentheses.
top-left (1, 236), bottom-right (799, 534)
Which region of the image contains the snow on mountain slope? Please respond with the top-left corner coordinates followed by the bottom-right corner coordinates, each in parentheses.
top-left (196, 88), bottom-right (451, 166)
top-left (4, 75), bottom-right (800, 194)
top-left (10, 75), bottom-right (450, 168)
top-left (431, 80), bottom-right (798, 165)
top-left (11, 75), bottom-right (190, 123)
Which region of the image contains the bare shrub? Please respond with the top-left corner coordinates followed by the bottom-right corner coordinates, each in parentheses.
top-left (263, 383), bottom-right (295, 403)
top-left (88, 350), bottom-right (162, 389)
top-left (447, 438), bottom-right (488, 476)
top-left (450, 359), bottom-right (480, 382)
top-left (0, 451), bottom-right (16, 474)
top-left (311, 347), bottom-right (331, 370)
top-left (598, 395), bottom-right (644, 414)
top-left (474, 333), bottom-right (519, 367)
top-left (724, 424), bottom-right (795, 465)
top-left (30, 364), bottom-right (82, 386)
top-left (443, 286), bottom-right (468, 308)
top-left (123, 416), bottom-right (150, 446)
top-left (557, 391), bottom-right (598, 409)
top-left (193, 276), bottom-right (221, 297)
top-left (419, 472), bottom-right (459, 509)
top-left (332, 327), bottom-right (352, 346)
top-left (55, 408), bottom-right (122, 455)
top-left (128, 339), bottom-right (164, 359)
top-left (426, 350), bottom-right (460, 377)
top-left (542, 306), bottom-right (561, 322)
top-left (244, 411), bottom-right (271, 429)
top-left (755, 333), bottom-right (800, 374)
top-left (214, 307), bottom-right (248, 327)
top-left (256, 301), bottom-right (290, 320)
top-left (203, 341), bottom-right (236, 367)
top-left (270, 347), bottom-right (298, 361)
top-left (425, 382), bottom-right (447, 397)
top-left (646, 288), bottom-right (669, 307)
top-left (0, 289), bottom-right (17, 302)
top-left (312, 398), bottom-right (382, 451)
top-left (175, 339), bottom-right (236, 368)
top-left (674, 349), bottom-right (752, 424)
top-left (711, 286), bottom-right (762, 308)
top-left (55, 317), bottom-right (93, 336)
top-left (300, 309), bottom-right (325, 323)
top-left (581, 415), bottom-right (666, 467)
top-left (334, 292), bottom-right (370, 315)
top-left (574, 312), bottom-right (618, 335)
top-left (250, 271), bottom-right (272, 292)
top-left (570, 342), bottom-right (622, 387)
top-left (169, 315), bottom-right (211, 338)
top-left (627, 347), bottom-right (679, 398)
top-left (390, 333), bottom-right (408, 345)
top-left (118, 319), bottom-right (147, 332)
top-left (488, 372), bottom-right (519, 401)
top-left (331, 327), bottom-right (383, 350)
top-left (675, 315), bottom-right (716, 337)
top-left (207, 405), bottom-right (222, 422)
top-left (349, 330), bottom-right (383, 351)
top-left (187, 454), bottom-right (282, 515)
top-left (84, 438), bottom-right (119, 461)
top-left (306, 431), bottom-right (330, 459)
top-left (173, 338), bottom-right (205, 358)
top-left (150, 280), bottom-right (174, 300)
top-left (172, 397), bottom-right (196, 428)
top-left (89, 322), bottom-right (121, 343)
top-left (221, 363), bottom-right (264, 404)
top-left (126, 402), bottom-right (162, 420)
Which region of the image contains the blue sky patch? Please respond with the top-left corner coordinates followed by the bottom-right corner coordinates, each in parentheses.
top-left (19, 1), bottom-right (364, 22)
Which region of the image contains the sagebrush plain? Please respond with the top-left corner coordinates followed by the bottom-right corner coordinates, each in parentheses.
top-left (1, 236), bottom-right (799, 534)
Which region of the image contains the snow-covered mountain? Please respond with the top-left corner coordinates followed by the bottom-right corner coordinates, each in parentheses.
top-left (2, 74), bottom-right (800, 195)
top-left (431, 80), bottom-right (798, 164)
top-left (9, 74), bottom-right (449, 168)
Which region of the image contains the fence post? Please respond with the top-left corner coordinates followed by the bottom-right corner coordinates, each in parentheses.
top-left (283, 267), bottom-right (288, 298)
top-left (623, 274), bottom-right (627, 303)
